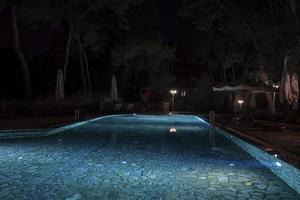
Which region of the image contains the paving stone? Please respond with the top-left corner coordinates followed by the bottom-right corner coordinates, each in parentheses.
top-left (65, 193), bottom-right (82, 200)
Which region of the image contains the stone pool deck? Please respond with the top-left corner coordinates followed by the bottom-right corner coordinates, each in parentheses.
top-left (0, 116), bottom-right (77, 130)
top-left (0, 114), bottom-right (105, 130)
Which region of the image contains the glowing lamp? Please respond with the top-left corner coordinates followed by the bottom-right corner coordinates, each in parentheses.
top-left (237, 99), bottom-right (244, 110)
top-left (169, 127), bottom-right (176, 133)
top-left (237, 100), bottom-right (244, 104)
top-left (170, 90), bottom-right (177, 112)
top-left (170, 90), bottom-right (177, 95)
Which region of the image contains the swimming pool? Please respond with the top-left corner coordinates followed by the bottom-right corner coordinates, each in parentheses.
top-left (0, 114), bottom-right (299, 199)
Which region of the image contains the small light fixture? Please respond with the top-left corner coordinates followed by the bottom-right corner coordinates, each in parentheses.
top-left (169, 112), bottom-right (172, 115)
top-left (237, 100), bottom-right (244, 110)
top-left (170, 90), bottom-right (177, 112)
top-left (170, 90), bottom-right (177, 95)
top-left (133, 113), bottom-right (136, 116)
top-left (276, 161), bottom-right (282, 167)
top-left (237, 100), bottom-right (244, 104)
top-left (273, 83), bottom-right (280, 89)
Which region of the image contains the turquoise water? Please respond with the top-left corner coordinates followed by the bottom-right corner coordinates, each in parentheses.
top-left (0, 114), bottom-right (299, 199)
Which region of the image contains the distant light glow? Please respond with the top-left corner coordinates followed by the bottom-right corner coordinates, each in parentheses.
top-left (133, 113), bottom-right (136, 116)
top-left (273, 154), bottom-right (278, 158)
top-left (229, 163), bottom-right (234, 166)
top-left (237, 100), bottom-right (244, 104)
top-left (276, 162), bottom-right (282, 167)
top-left (169, 112), bottom-right (172, 115)
top-left (170, 90), bottom-right (177, 95)
top-left (121, 161), bottom-right (127, 164)
top-left (273, 84), bottom-right (280, 88)
top-left (169, 127), bottom-right (176, 133)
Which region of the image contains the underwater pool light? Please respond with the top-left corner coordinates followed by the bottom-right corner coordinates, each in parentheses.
top-left (276, 161), bottom-right (282, 167)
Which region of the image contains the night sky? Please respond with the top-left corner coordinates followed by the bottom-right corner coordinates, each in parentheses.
top-left (158, 0), bottom-right (186, 45)
top-left (0, 1), bottom-right (185, 56)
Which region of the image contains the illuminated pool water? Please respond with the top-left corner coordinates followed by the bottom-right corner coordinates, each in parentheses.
top-left (0, 114), bottom-right (299, 199)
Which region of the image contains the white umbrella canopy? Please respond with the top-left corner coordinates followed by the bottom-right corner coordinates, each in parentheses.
top-left (110, 75), bottom-right (118, 101)
top-left (55, 69), bottom-right (64, 100)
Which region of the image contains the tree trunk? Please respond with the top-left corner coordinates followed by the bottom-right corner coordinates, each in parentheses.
top-left (76, 31), bottom-right (92, 96)
top-left (82, 47), bottom-right (92, 96)
top-left (63, 24), bottom-right (73, 84)
top-left (11, 5), bottom-right (32, 99)
top-left (231, 66), bottom-right (235, 81)
top-left (245, 17), bottom-right (276, 114)
top-left (223, 67), bottom-right (227, 83)
top-left (78, 43), bottom-right (88, 95)
top-left (207, 66), bottom-right (215, 83)
top-left (289, 0), bottom-right (300, 44)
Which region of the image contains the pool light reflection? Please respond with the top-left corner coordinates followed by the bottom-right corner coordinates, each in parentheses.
top-left (169, 127), bottom-right (176, 133)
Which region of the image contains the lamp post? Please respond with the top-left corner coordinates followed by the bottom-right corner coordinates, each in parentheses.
top-left (272, 83), bottom-right (280, 114)
top-left (237, 100), bottom-right (244, 111)
top-left (170, 90), bottom-right (177, 112)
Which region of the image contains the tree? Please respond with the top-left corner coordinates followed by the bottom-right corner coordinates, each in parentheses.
top-left (49, 0), bottom-right (95, 96)
top-left (110, 1), bottom-right (175, 98)
top-left (112, 38), bottom-right (175, 90)
top-left (0, 0), bottom-right (52, 99)
top-left (179, 0), bottom-right (297, 114)
top-left (179, 0), bottom-right (294, 76)
top-left (49, 0), bottom-right (143, 96)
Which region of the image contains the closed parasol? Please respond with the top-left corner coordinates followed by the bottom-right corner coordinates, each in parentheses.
top-left (55, 69), bottom-right (64, 100)
top-left (110, 75), bottom-right (118, 101)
